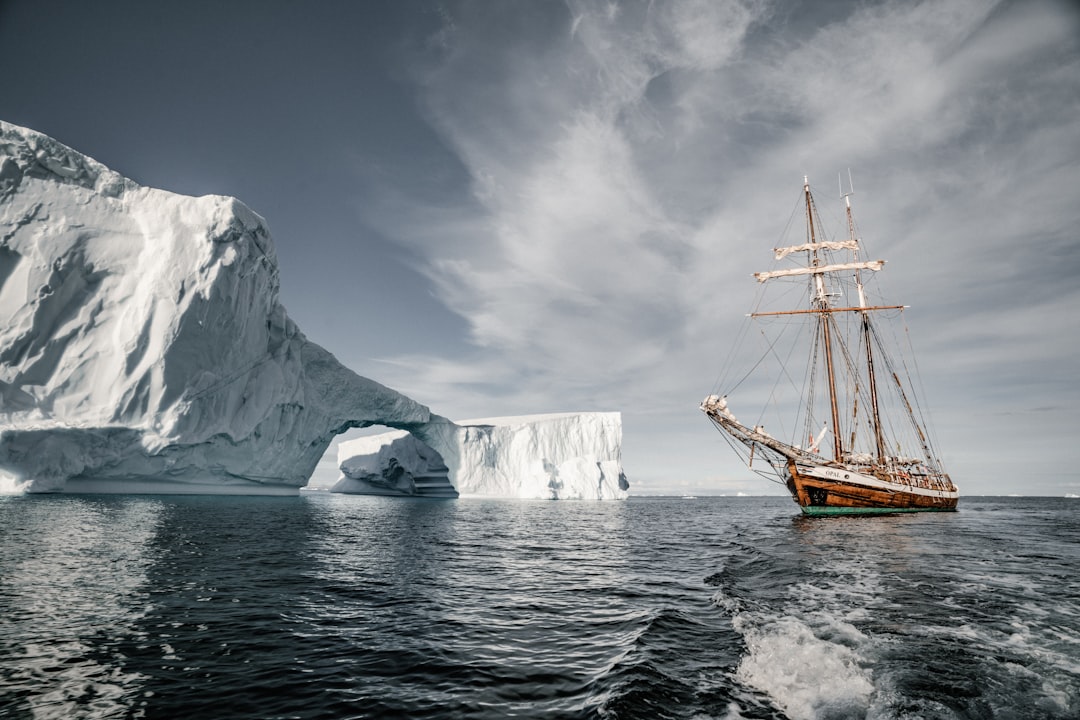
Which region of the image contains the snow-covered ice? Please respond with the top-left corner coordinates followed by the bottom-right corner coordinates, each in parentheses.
top-left (0, 121), bottom-right (431, 494)
top-left (325, 413), bottom-right (630, 500)
top-left (328, 429), bottom-right (459, 498)
top-left (0, 122), bottom-right (631, 499)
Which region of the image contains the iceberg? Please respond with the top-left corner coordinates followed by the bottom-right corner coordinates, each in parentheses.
top-left (0, 122), bottom-right (632, 499)
top-left (329, 412), bottom-right (630, 500)
top-left (0, 121), bottom-right (432, 494)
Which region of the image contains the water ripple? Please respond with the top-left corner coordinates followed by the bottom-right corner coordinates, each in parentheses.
top-left (1, 495), bottom-right (1077, 718)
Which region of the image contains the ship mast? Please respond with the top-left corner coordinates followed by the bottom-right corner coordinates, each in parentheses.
top-left (751, 178), bottom-right (893, 461)
top-left (843, 176), bottom-right (887, 462)
top-left (805, 178), bottom-right (844, 460)
top-left (702, 174), bottom-right (959, 509)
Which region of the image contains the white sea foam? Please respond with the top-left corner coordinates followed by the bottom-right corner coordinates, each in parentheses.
top-left (725, 551), bottom-right (1080, 719)
top-left (714, 703), bottom-right (750, 720)
top-left (732, 612), bottom-right (873, 719)
top-left (716, 555), bottom-right (881, 719)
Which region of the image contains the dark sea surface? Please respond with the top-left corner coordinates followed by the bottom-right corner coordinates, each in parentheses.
top-left (0, 494), bottom-right (1077, 720)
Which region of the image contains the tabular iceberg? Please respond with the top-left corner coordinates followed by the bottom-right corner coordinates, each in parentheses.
top-left (0, 121), bottom-right (431, 494)
top-left (329, 413), bottom-right (630, 500)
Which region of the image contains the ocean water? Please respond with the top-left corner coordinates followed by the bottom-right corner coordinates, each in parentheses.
top-left (0, 494), bottom-right (1076, 720)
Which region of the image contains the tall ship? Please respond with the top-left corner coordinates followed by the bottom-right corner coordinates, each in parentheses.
top-left (701, 176), bottom-right (959, 514)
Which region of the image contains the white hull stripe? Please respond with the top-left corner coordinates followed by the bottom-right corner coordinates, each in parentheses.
top-left (797, 464), bottom-right (960, 500)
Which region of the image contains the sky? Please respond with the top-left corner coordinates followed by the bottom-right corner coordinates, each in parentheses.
top-left (1, 0), bottom-right (1078, 496)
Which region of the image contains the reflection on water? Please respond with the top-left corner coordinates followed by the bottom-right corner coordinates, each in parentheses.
top-left (302, 495), bottom-right (637, 716)
top-left (0, 496), bottom-right (162, 719)
top-left (0, 494), bottom-right (1076, 719)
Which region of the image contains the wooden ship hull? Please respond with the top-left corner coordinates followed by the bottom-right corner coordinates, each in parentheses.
top-left (786, 460), bottom-right (958, 515)
top-left (701, 398), bottom-right (959, 515)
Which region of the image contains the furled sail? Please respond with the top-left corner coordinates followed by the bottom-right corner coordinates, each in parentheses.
top-left (772, 240), bottom-right (858, 260)
top-left (754, 260), bottom-right (884, 282)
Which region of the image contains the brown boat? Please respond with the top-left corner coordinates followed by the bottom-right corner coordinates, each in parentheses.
top-left (701, 176), bottom-right (959, 515)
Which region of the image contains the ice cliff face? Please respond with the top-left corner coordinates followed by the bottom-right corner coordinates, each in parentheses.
top-left (0, 122), bottom-right (632, 499)
top-left (0, 121), bottom-right (431, 494)
top-left (330, 413), bottom-right (630, 500)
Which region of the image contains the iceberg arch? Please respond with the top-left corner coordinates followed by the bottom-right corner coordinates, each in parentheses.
top-left (0, 121), bottom-right (630, 499)
top-left (328, 413), bottom-right (630, 500)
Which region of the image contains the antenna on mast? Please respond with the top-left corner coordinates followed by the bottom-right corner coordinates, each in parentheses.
top-left (840, 168), bottom-right (855, 200)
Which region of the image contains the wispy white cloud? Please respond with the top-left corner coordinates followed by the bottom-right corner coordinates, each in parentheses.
top-left (353, 0), bottom-right (1080, 494)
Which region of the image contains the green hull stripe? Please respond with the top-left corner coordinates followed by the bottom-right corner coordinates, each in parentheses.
top-left (799, 505), bottom-right (957, 516)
